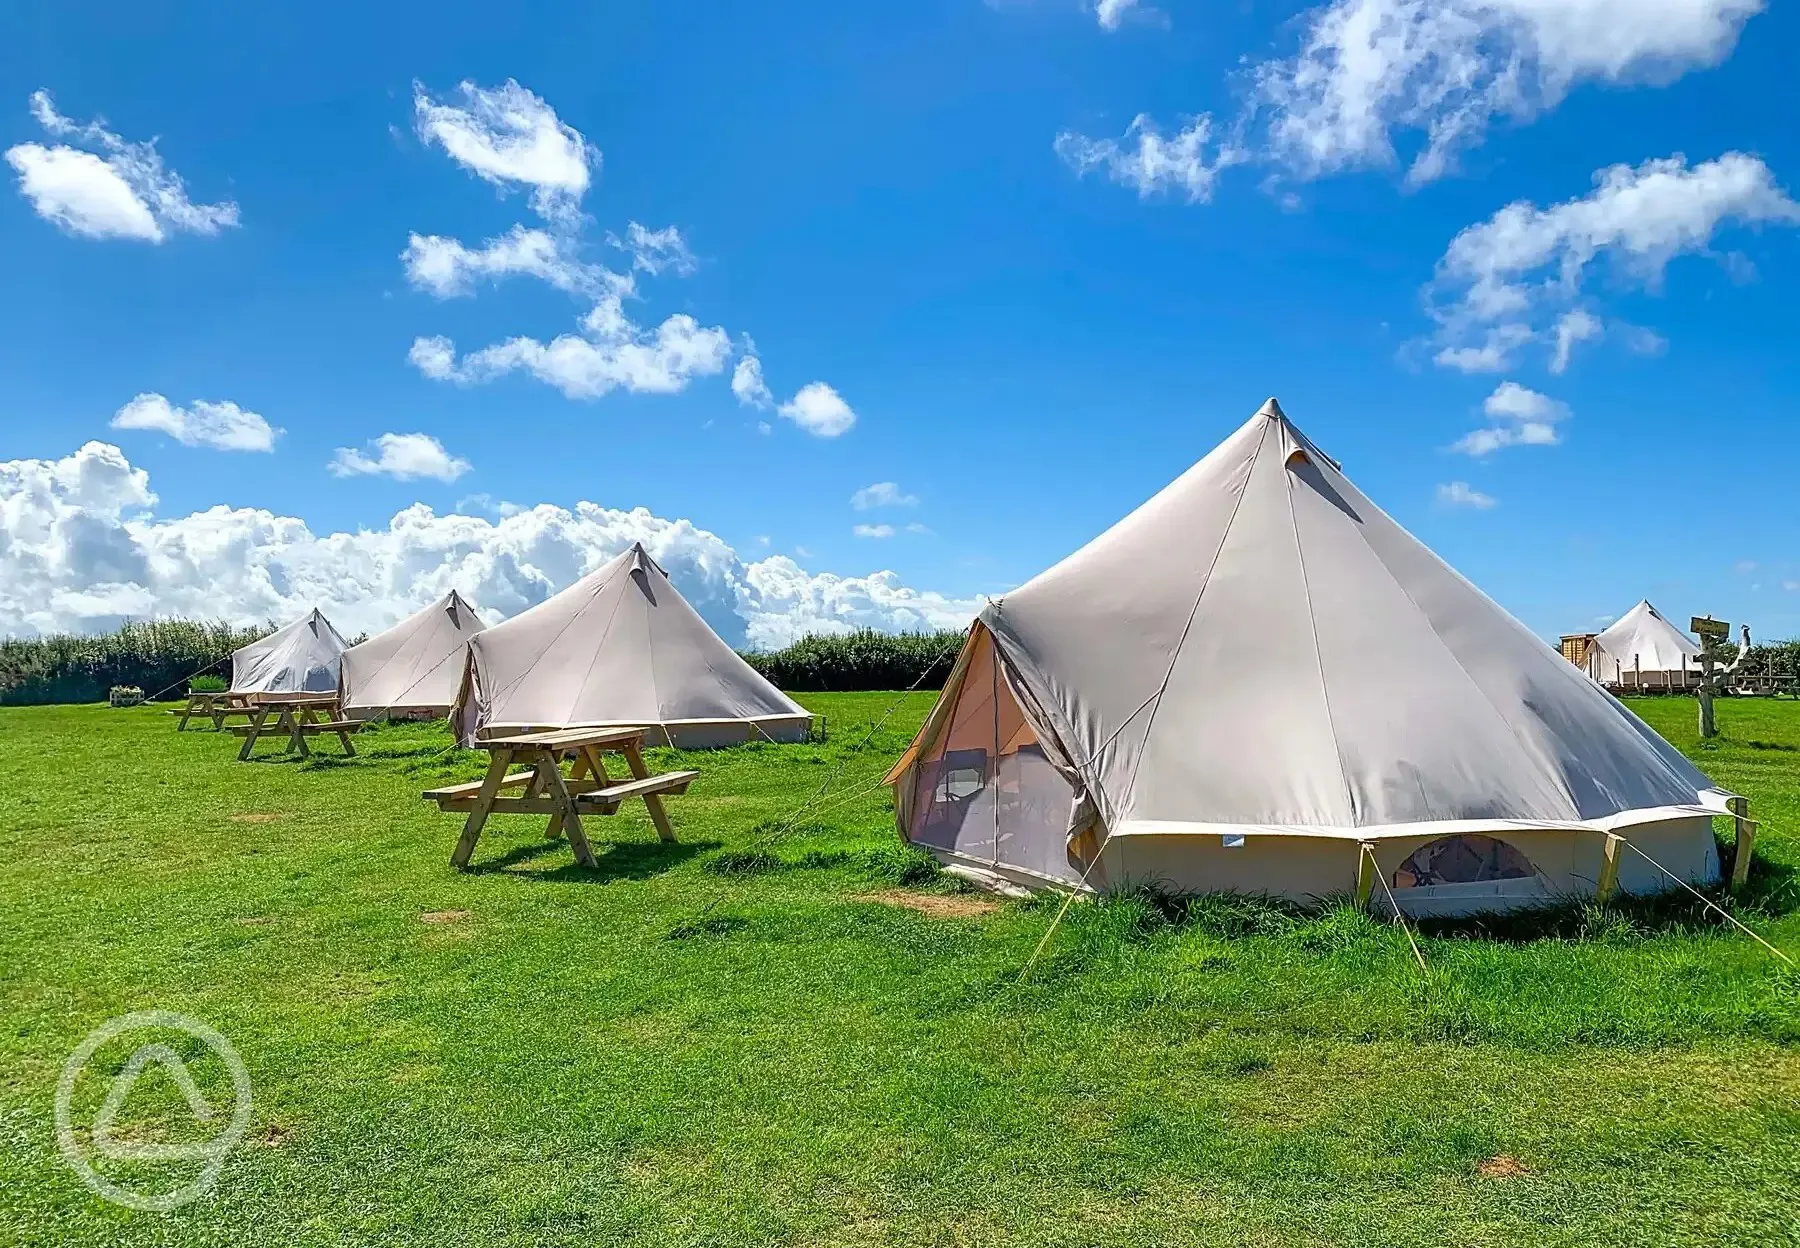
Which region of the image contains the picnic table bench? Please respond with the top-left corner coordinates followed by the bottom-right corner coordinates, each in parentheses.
top-left (229, 694), bottom-right (359, 760)
top-left (172, 690), bottom-right (257, 731)
top-left (424, 726), bottom-right (697, 870)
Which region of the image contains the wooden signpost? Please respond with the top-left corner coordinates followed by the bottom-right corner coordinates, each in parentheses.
top-left (1690, 616), bottom-right (1746, 740)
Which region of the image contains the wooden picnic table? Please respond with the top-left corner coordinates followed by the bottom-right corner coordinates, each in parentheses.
top-left (424, 726), bottom-right (698, 871)
top-left (172, 690), bottom-right (257, 731)
top-left (230, 693), bottom-right (359, 760)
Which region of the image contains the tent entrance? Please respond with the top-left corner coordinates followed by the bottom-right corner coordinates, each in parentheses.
top-left (904, 626), bottom-right (1080, 885)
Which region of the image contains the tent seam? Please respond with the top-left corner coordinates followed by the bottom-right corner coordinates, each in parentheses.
top-left (1284, 457), bottom-right (1364, 826)
top-left (1116, 417), bottom-right (1268, 813)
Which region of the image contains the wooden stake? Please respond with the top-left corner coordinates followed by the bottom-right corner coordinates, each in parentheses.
top-left (1595, 833), bottom-right (1624, 904)
top-left (1729, 795), bottom-right (1756, 893)
top-left (1355, 842), bottom-right (1376, 911)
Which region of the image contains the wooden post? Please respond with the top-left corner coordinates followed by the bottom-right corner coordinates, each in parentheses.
top-left (451, 748), bottom-right (514, 869)
top-left (1595, 833), bottom-right (1624, 904)
top-left (1729, 795), bottom-right (1756, 894)
top-left (1355, 843), bottom-right (1376, 911)
top-left (622, 740), bottom-right (678, 843)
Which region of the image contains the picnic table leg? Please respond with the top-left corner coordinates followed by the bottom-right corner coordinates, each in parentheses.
top-left (539, 757), bottom-right (596, 868)
top-left (622, 742), bottom-right (678, 843)
top-left (451, 748), bottom-right (514, 870)
top-left (337, 722), bottom-right (357, 756)
top-left (287, 708), bottom-right (309, 757)
top-left (238, 707), bottom-right (270, 761)
top-left (539, 754), bottom-right (569, 840)
top-left (212, 698), bottom-right (228, 731)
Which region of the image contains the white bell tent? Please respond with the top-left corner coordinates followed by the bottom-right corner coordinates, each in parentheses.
top-left (339, 591), bottom-right (485, 720)
top-left (229, 609), bottom-right (349, 701)
top-left (1588, 600), bottom-right (1702, 688)
top-left (887, 399), bottom-right (1733, 915)
top-left (451, 543), bottom-right (812, 748)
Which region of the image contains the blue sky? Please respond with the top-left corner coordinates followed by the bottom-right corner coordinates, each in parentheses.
top-left (2, 0), bottom-right (1797, 646)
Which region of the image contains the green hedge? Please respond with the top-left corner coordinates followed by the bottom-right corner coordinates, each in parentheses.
top-left (0, 620), bottom-right (968, 705)
top-left (741, 629), bottom-right (965, 692)
top-left (0, 620), bottom-right (272, 706)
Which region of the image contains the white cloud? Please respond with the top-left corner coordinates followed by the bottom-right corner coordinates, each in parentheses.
top-left (0, 442), bottom-right (983, 649)
top-left (402, 226), bottom-right (608, 298)
top-left (1549, 308), bottom-right (1602, 374)
top-left (731, 341), bottom-right (775, 409)
top-left (412, 291), bottom-right (733, 400)
top-left (1429, 152), bottom-right (1800, 369)
top-left (851, 481), bottom-right (919, 510)
top-left (1432, 323), bottom-right (1535, 373)
top-left (1251, 0), bottom-right (1765, 185)
top-left (1054, 114), bottom-right (1243, 203)
top-left (853, 524), bottom-right (896, 539)
top-left (608, 222), bottom-right (697, 276)
top-left (413, 79), bottom-right (595, 223)
top-left (5, 90), bottom-right (238, 242)
top-left (778, 382), bottom-right (857, 438)
top-left (329, 433), bottom-right (471, 483)
top-left (1095, 0), bottom-right (1140, 29)
top-left (1436, 481), bottom-right (1496, 509)
top-left (1450, 381), bottom-right (1569, 455)
top-left (110, 393), bottom-right (279, 452)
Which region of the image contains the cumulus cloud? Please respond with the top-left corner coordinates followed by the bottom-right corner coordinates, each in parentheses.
top-left (413, 78), bottom-right (596, 223)
top-left (778, 382), bottom-right (857, 438)
top-left (111, 393), bottom-right (279, 452)
top-left (402, 226), bottom-right (608, 298)
top-left (1252, 0), bottom-right (1764, 185)
top-left (411, 290), bottom-right (732, 400)
top-left (1054, 114), bottom-right (1243, 203)
top-left (851, 482), bottom-right (919, 510)
top-left (5, 90), bottom-right (238, 242)
top-left (1094, 0), bottom-right (1141, 29)
top-left (731, 345), bottom-right (774, 410)
top-left (1450, 381), bottom-right (1569, 455)
top-left (1428, 152), bottom-right (1800, 371)
top-left (404, 82), bottom-right (846, 420)
top-left (329, 433), bottom-right (471, 483)
top-left (0, 442), bottom-right (983, 647)
top-left (608, 222), bottom-right (697, 276)
top-left (1436, 481), bottom-right (1496, 509)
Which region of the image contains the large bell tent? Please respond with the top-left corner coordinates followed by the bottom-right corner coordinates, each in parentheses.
top-left (887, 399), bottom-right (1732, 915)
top-left (339, 590), bottom-right (486, 720)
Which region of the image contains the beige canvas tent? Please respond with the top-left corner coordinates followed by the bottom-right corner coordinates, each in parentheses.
top-left (451, 543), bottom-right (812, 748)
top-left (340, 591), bottom-right (485, 720)
top-left (1587, 600), bottom-right (1701, 689)
top-left (888, 399), bottom-right (1733, 915)
top-left (230, 609), bottom-right (348, 702)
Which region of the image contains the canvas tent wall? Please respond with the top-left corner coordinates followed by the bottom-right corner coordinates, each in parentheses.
top-left (888, 399), bottom-right (1731, 915)
top-left (229, 609), bottom-right (348, 701)
top-left (452, 543), bottom-right (812, 748)
top-left (340, 591), bottom-right (485, 720)
top-left (1588, 600), bottom-right (1701, 689)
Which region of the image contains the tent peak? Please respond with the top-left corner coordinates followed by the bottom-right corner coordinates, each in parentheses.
top-left (1256, 397), bottom-right (1286, 420)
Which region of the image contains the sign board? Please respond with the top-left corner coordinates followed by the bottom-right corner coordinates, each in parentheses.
top-left (1691, 617), bottom-right (1730, 640)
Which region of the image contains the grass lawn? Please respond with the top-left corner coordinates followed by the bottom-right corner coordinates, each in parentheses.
top-left (2, 692), bottom-right (1798, 1246)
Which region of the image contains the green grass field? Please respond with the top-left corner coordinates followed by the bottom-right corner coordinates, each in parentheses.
top-left (2, 693), bottom-right (1798, 1246)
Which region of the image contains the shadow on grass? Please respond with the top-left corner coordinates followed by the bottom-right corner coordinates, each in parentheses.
top-left (1744, 739), bottom-right (1800, 752)
top-left (467, 837), bottom-right (717, 884)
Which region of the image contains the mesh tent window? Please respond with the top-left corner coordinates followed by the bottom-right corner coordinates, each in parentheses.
top-left (1393, 833), bottom-right (1535, 889)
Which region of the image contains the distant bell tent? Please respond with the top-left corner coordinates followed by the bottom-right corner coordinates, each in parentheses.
top-left (1583, 600), bottom-right (1702, 692)
top-left (229, 609), bottom-right (348, 702)
top-left (340, 591), bottom-right (485, 721)
top-left (886, 398), bottom-right (1742, 916)
top-left (451, 543), bottom-right (813, 748)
